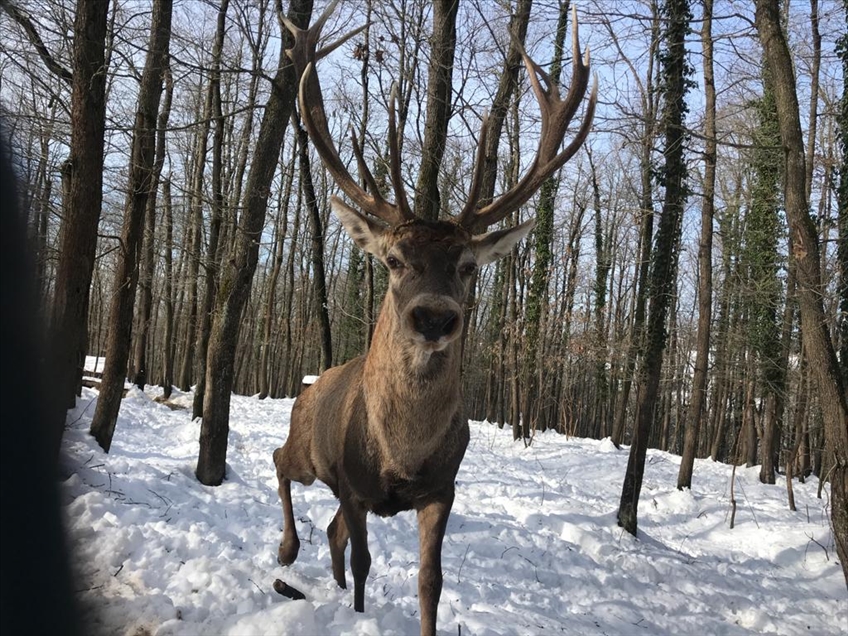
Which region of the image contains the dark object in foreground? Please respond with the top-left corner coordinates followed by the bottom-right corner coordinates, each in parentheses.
top-left (273, 579), bottom-right (306, 600)
top-left (0, 131), bottom-right (81, 634)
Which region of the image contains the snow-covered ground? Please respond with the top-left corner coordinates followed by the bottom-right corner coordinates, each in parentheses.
top-left (59, 379), bottom-right (846, 635)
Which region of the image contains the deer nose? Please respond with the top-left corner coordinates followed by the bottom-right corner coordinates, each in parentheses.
top-left (411, 306), bottom-right (459, 342)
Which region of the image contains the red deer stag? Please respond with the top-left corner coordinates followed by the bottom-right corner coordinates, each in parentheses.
top-left (274, 3), bottom-right (596, 634)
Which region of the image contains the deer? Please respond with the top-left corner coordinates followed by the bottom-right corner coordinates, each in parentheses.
top-left (273, 3), bottom-right (596, 634)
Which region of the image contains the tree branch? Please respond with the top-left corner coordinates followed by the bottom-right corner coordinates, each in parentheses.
top-left (0, 0), bottom-right (73, 84)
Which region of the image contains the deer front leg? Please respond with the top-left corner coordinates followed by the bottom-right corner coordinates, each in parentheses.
top-left (339, 493), bottom-right (370, 612)
top-left (327, 505), bottom-right (349, 589)
top-left (276, 476), bottom-right (300, 565)
top-left (273, 448), bottom-right (300, 566)
top-left (416, 495), bottom-right (454, 636)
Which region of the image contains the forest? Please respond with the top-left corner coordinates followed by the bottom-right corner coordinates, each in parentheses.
top-left (0, 0), bottom-right (846, 587)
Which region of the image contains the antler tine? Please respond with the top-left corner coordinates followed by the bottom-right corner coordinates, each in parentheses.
top-left (387, 83), bottom-right (414, 220)
top-left (281, 0), bottom-right (329, 64)
top-left (456, 112), bottom-right (491, 225)
top-left (459, 7), bottom-right (597, 232)
top-left (350, 126), bottom-right (384, 202)
top-left (285, 0), bottom-right (409, 225)
top-left (281, 0), bottom-right (344, 58)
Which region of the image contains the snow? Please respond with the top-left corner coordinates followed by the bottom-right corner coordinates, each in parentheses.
top-left (59, 385), bottom-right (846, 635)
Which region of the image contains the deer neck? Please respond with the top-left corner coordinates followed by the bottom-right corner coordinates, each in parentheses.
top-left (362, 294), bottom-right (463, 478)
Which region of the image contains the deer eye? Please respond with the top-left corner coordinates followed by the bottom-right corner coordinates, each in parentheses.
top-left (459, 262), bottom-right (477, 276)
top-left (385, 256), bottom-right (404, 270)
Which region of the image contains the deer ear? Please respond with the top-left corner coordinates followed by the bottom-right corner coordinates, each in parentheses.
top-left (470, 219), bottom-right (535, 265)
top-left (331, 196), bottom-right (388, 257)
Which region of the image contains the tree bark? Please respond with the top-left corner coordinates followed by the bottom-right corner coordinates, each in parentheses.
top-left (618, 0), bottom-right (690, 536)
top-left (294, 115), bottom-right (332, 372)
top-left (838, 6), bottom-right (848, 383)
top-left (160, 178), bottom-right (176, 398)
top-left (192, 0), bottom-right (231, 420)
top-left (588, 150), bottom-right (611, 439)
top-left (89, 0), bottom-right (172, 453)
top-left (755, 0), bottom-right (848, 588)
top-left (48, 0), bottom-right (110, 458)
top-left (522, 0), bottom-right (566, 435)
top-left (678, 0), bottom-right (715, 489)
top-left (196, 0), bottom-right (313, 486)
top-left (610, 1), bottom-right (661, 447)
top-left (132, 63), bottom-right (173, 390)
top-left (177, 135), bottom-right (204, 391)
top-left (413, 0), bottom-right (458, 221)
top-left (258, 143), bottom-right (294, 399)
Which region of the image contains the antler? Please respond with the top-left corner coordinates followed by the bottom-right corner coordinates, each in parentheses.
top-left (456, 6), bottom-right (597, 231)
top-left (282, 0), bottom-right (414, 226)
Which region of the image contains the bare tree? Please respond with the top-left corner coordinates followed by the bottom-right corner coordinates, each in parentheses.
top-left (618, 0), bottom-right (691, 536)
top-left (132, 63), bottom-right (173, 390)
top-left (294, 114), bottom-right (332, 371)
top-left (609, 0), bottom-right (662, 448)
top-left (44, 0), bottom-right (109, 457)
top-left (196, 0), bottom-right (314, 486)
top-left (413, 0), bottom-right (458, 221)
top-left (89, 0), bottom-right (173, 452)
top-left (678, 0), bottom-right (715, 490)
top-left (191, 0), bottom-right (231, 419)
top-left (754, 0), bottom-right (848, 588)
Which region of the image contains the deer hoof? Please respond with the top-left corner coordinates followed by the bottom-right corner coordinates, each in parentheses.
top-left (277, 539), bottom-right (300, 566)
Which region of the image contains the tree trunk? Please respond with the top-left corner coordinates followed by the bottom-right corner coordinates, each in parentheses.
top-left (588, 150), bottom-right (611, 439)
top-left (48, 0), bottom-right (110, 458)
top-left (678, 0), bottom-right (715, 489)
top-left (192, 0), bottom-right (231, 420)
top-left (258, 143), bottom-right (294, 399)
top-left (618, 0), bottom-right (690, 536)
top-left (196, 0), bottom-right (313, 486)
top-left (610, 1), bottom-right (660, 448)
top-left (413, 0), bottom-right (458, 221)
top-left (508, 251), bottom-right (521, 441)
top-left (294, 115), bottom-right (332, 372)
top-left (160, 178), bottom-right (176, 399)
top-left (838, 11), bottom-right (848, 383)
top-left (132, 63), bottom-right (173, 390)
top-left (755, 0), bottom-right (848, 588)
top-left (461, 0), bottom-right (532, 385)
top-left (89, 0), bottom-right (173, 452)
top-left (177, 149), bottom-right (203, 391)
top-left (522, 0), bottom-right (567, 435)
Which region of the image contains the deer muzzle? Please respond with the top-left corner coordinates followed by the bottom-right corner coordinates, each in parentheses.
top-left (405, 295), bottom-right (463, 348)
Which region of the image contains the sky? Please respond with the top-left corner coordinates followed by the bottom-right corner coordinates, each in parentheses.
top-left (53, 360), bottom-right (848, 635)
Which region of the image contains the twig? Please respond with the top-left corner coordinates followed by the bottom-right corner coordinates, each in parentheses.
top-left (68, 396), bottom-right (97, 426)
top-left (457, 544), bottom-right (470, 584)
top-left (804, 532), bottom-right (830, 562)
top-left (729, 462), bottom-right (738, 530)
top-left (297, 516), bottom-right (315, 545)
top-left (518, 554), bottom-right (540, 583)
top-left (735, 478), bottom-right (759, 529)
top-left (146, 488), bottom-right (173, 507)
